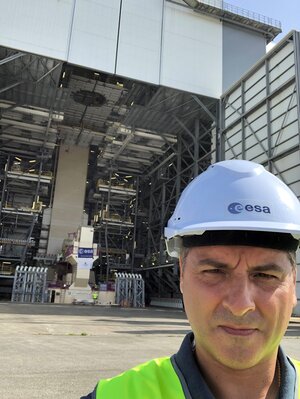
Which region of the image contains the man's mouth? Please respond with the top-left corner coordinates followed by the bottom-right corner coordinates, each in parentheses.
top-left (220, 325), bottom-right (258, 336)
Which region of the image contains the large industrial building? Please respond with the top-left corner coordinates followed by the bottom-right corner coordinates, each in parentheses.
top-left (0, 0), bottom-right (299, 313)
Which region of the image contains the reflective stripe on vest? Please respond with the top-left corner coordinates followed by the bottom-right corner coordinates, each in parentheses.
top-left (96, 357), bottom-right (185, 399)
top-left (96, 356), bottom-right (300, 399)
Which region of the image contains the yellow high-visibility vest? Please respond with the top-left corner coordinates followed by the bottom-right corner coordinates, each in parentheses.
top-left (95, 356), bottom-right (300, 399)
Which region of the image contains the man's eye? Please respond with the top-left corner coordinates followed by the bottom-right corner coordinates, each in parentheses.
top-left (203, 269), bottom-right (224, 274)
top-left (253, 272), bottom-right (278, 280)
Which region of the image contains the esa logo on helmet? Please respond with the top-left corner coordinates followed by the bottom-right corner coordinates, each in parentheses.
top-left (228, 202), bottom-right (271, 214)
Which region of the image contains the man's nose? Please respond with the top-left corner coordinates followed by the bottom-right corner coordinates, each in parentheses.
top-left (222, 275), bottom-right (255, 317)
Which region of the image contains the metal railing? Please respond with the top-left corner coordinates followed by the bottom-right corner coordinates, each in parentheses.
top-left (198, 0), bottom-right (281, 29)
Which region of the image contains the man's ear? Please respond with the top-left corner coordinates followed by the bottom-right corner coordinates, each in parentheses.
top-left (179, 257), bottom-right (184, 294)
top-left (292, 269), bottom-right (297, 308)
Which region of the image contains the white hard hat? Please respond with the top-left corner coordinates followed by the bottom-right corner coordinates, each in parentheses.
top-left (165, 160), bottom-right (300, 257)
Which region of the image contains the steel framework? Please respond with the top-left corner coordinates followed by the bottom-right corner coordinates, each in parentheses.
top-left (11, 265), bottom-right (48, 303)
top-left (115, 272), bottom-right (145, 308)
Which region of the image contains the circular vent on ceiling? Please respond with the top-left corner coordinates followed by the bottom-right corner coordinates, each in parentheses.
top-left (72, 90), bottom-right (106, 107)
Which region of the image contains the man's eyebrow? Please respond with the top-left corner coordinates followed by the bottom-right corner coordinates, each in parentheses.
top-left (195, 260), bottom-right (286, 273)
top-left (251, 264), bottom-right (285, 273)
top-left (196, 259), bottom-right (229, 269)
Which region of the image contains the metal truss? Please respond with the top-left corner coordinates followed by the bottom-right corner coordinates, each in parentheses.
top-left (11, 265), bottom-right (48, 303)
top-left (115, 272), bottom-right (145, 308)
top-left (135, 96), bottom-right (218, 297)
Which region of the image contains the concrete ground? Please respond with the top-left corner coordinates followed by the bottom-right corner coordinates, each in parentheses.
top-left (0, 303), bottom-right (299, 399)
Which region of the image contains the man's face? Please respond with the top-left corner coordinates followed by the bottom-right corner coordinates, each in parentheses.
top-left (180, 245), bottom-right (297, 370)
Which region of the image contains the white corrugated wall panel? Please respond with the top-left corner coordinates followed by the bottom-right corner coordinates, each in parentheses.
top-left (269, 53), bottom-right (294, 81)
top-left (246, 105), bottom-right (267, 127)
top-left (160, 2), bottom-right (222, 97)
top-left (225, 122), bottom-right (242, 141)
top-left (268, 41), bottom-right (294, 71)
top-left (246, 147), bottom-right (268, 164)
top-left (244, 74), bottom-right (267, 108)
top-left (116, 0), bottom-right (163, 84)
top-left (224, 123), bottom-right (243, 158)
top-left (226, 86), bottom-right (242, 104)
top-left (244, 66), bottom-right (265, 90)
top-left (269, 65), bottom-right (295, 93)
top-left (225, 107), bottom-right (242, 128)
top-left (274, 152), bottom-right (300, 178)
top-left (271, 111), bottom-right (298, 139)
top-left (274, 153), bottom-right (300, 195)
top-left (68, 0), bottom-right (121, 73)
top-left (224, 87), bottom-right (242, 128)
top-left (225, 142), bottom-right (242, 159)
top-left (224, 101), bottom-right (242, 127)
top-left (0, 0), bottom-right (74, 59)
top-left (244, 90), bottom-right (266, 112)
top-left (270, 85), bottom-right (296, 108)
top-left (272, 124), bottom-right (299, 152)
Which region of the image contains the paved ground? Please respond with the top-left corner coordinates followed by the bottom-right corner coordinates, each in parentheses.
top-left (0, 303), bottom-right (299, 399)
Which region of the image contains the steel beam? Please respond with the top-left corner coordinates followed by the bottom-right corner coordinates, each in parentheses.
top-left (0, 52), bottom-right (25, 66)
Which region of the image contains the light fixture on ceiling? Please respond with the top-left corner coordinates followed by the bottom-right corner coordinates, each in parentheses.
top-left (15, 157), bottom-right (22, 161)
top-left (29, 160), bottom-right (36, 163)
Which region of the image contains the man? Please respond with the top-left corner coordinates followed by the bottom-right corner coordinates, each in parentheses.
top-left (92, 288), bottom-right (99, 305)
top-left (81, 160), bottom-right (300, 398)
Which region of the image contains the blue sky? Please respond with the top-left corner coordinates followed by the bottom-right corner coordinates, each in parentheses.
top-left (226, 0), bottom-right (300, 42)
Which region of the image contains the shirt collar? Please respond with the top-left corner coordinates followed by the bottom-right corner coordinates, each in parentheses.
top-left (172, 332), bottom-right (297, 399)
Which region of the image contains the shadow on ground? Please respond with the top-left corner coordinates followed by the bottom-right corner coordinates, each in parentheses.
top-left (0, 302), bottom-right (186, 319)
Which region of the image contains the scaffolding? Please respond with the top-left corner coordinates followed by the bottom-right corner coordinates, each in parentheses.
top-left (93, 175), bottom-right (140, 277)
top-left (11, 265), bottom-right (48, 303)
top-left (115, 272), bottom-right (145, 308)
top-left (0, 153), bottom-right (53, 266)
